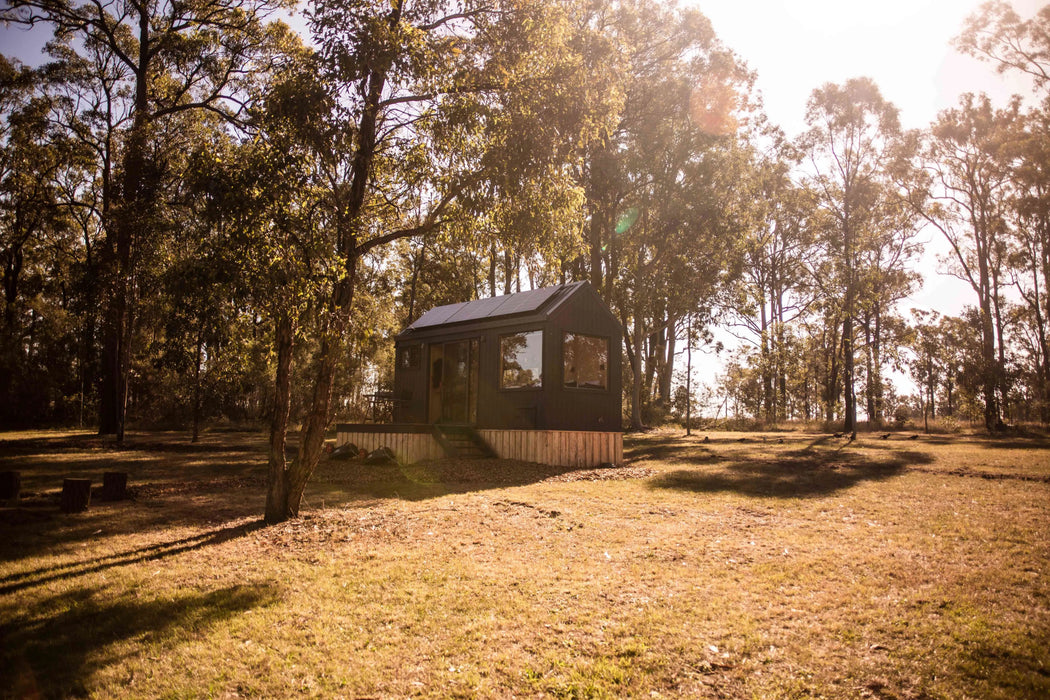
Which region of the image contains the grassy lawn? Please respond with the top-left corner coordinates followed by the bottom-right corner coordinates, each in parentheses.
top-left (1, 428), bottom-right (1048, 699)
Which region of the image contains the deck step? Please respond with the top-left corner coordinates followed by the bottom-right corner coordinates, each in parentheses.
top-left (433, 426), bottom-right (496, 459)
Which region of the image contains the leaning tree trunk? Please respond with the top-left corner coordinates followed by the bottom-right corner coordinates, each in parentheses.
top-left (285, 271), bottom-right (358, 519)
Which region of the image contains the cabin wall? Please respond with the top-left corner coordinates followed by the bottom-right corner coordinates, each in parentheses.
top-left (392, 285), bottom-right (623, 432)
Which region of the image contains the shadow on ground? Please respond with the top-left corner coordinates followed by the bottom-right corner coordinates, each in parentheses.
top-left (0, 520), bottom-right (265, 596)
top-left (306, 457), bottom-right (597, 505)
top-left (0, 582), bottom-right (279, 698)
top-left (646, 435), bottom-right (935, 499)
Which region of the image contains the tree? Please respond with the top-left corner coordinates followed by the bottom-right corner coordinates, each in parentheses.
top-left (956, 1), bottom-right (1050, 92)
top-left (726, 146), bottom-right (815, 425)
top-left (1010, 103), bottom-right (1050, 423)
top-left (0, 56), bottom-right (86, 423)
top-left (3, 0), bottom-right (294, 438)
top-left (800, 77), bottom-right (904, 437)
top-left (907, 93), bottom-right (1020, 431)
top-left (256, 0), bottom-right (601, 522)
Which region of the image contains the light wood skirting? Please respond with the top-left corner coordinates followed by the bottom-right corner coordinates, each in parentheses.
top-left (335, 427), bottom-right (622, 468)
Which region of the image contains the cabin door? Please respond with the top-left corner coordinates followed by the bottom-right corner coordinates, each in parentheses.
top-left (427, 339), bottom-right (478, 424)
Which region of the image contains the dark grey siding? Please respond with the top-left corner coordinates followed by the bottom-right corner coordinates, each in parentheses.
top-left (392, 282), bottom-right (622, 431)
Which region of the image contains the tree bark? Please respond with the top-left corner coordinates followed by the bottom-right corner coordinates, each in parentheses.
top-left (264, 312), bottom-right (295, 524)
top-left (630, 309), bottom-right (644, 430)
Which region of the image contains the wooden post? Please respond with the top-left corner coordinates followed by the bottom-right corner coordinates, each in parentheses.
top-left (0, 471), bottom-right (20, 503)
top-left (102, 472), bottom-right (128, 501)
top-left (61, 478), bottom-right (92, 513)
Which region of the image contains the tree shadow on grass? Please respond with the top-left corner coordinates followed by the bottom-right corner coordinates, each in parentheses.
top-left (648, 444), bottom-right (935, 499)
top-left (624, 437), bottom-right (721, 466)
top-left (0, 582), bottom-right (280, 698)
top-left (0, 519), bottom-right (265, 596)
top-left (306, 457), bottom-right (598, 504)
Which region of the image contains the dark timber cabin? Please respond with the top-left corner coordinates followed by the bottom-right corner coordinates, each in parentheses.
top-left (336, 282), bottom-right (624, 467)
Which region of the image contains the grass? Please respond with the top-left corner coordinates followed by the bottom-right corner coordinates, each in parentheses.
top-left (1, 428), bottom-right (1048, 698)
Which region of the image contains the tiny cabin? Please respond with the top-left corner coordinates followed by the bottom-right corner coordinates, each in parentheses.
top-left (336, 282), bottom-right (624, 467)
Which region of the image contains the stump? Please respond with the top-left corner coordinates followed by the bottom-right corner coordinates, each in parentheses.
top-left (101, 471), bottom-right (128, 501)
top-left (0, 471), bottom-right (20, 503)
top-left (61, 478), bottom-right (92, 513)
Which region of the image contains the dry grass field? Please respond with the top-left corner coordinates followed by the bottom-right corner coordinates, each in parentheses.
top-left (1, 428), bottom-right (1048, 699)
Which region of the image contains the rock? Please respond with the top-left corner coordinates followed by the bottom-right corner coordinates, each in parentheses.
top-left (329, 442), bottom-right (361, 461)
top-left (363, 446), bottom-right (398, 465)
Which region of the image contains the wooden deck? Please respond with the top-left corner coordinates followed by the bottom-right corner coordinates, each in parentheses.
top-left (335, 424), bottom-right (622, 468)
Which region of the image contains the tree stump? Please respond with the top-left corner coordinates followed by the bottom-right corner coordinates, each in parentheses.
top-left (102, 471), bottom-right (128, 501)
top-left (0, 471), bottom-right (20, 503)
top-left (61, 478), bottom-right (92, 514)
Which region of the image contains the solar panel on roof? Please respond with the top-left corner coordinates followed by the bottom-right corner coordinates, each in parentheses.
top-left (443, 294), bottom-right (512, 324)
top-left (408, 301), bottom-right (469, 329)
top-left (489, 285), bottom-right (564, 317)
top-left (405, 283), bottom-right (580, 331)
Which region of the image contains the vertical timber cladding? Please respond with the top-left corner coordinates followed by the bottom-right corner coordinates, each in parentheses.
top-left (477, 429), bottom-right (622, 468)
top-left (336, 430), bottom-right (444, 463)
top-left (336, 427), bottom-right (622, 467)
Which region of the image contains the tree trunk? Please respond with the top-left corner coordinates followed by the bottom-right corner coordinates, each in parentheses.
top-left (842, 313), bottom-right (856, 436)
top-left (99, 9), bottom-right (152, 440)
top-left (685, 316), bottom-right (692, 435)
top-left (660, 317), bottom-right (676, 410)
top-left (488, 242), bottom-right (498, 297)
top-left (192, 324), bottom-right (204, 443)
top-left (630, 310), bottom-right (644, 430)
top-left (264, 312), bottom-right (295, 524)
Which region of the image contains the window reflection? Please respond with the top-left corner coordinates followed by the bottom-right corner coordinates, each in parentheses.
top-left (500, 331), bottom-right (543, 389)
top-left (563, 333), bottom-right (608, 389)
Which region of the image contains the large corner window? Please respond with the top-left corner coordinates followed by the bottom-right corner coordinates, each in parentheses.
top-left (563, 333), bottom-right (608, 390)
top-left (500, 330), bottom-right (543, 389)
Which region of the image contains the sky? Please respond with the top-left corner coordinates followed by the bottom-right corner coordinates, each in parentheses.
top-left (690, 0), bottom-right (1043, 396)
top-left (695, 0), bottom-right (1041, 318)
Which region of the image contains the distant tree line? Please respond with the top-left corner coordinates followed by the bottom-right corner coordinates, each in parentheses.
top-left (1, 0), bottom-right (1048, 519)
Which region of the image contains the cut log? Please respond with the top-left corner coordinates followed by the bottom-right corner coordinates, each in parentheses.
top-left (102, 472), bottom-right (128, 501)
top-left (61, 478), bottom-right (92, 513)
top-left (0, 471), bottom-right (20, 503)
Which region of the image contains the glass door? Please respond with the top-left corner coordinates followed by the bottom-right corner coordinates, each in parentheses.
top-left (429, 339), bottom-right (478, 424)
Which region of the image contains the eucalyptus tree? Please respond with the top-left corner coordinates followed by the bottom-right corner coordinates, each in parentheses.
top-left (1008, 104), bottom-right (1050, 422)
top-left (0, 57), bottom-right (84, 422)
top-left (726, 146), bottom-right (816, 424)
top-left (800, 77), bottom-right (904, 437)
top-left (2, 0), bottom-right (295, 438)
top-left (252, 0), bottom-right (602, 523)
top-left (956, 1), bottom-right (1050, 93)
top-left (565, 0), bottom-right (753, 428)
top-left (907, 93), bottom-right (1020, 431)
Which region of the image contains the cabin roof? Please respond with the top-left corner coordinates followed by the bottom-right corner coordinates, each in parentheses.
top-left (401, 281), bottom-right (589, 334)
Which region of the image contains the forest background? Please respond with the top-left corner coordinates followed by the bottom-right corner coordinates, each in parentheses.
top-left (1, 0), bottom-right (1049, 517)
